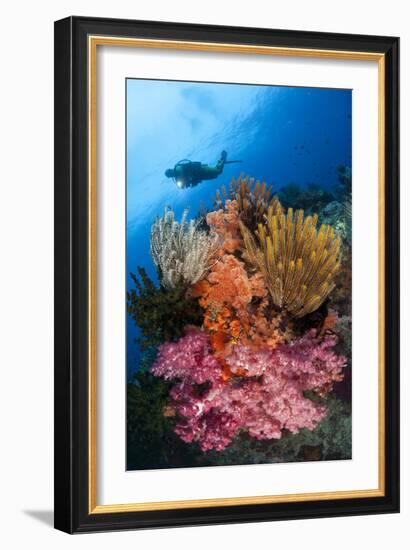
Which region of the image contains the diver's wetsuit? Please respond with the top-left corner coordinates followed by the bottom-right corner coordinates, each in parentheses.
top-left (166, 151), bottom-right (228, 188)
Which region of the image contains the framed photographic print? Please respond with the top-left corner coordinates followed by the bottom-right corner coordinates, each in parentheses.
top-left (54, 16), bottom-right (400, 533)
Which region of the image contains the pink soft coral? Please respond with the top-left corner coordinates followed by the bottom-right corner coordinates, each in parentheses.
top-left (151, 329), bottom-right (220, 385)
top-left (151, 330), bottom-right (346, 451)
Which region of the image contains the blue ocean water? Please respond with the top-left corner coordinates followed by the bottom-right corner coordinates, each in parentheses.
top-left (126, 79), bottom-right (352, 379)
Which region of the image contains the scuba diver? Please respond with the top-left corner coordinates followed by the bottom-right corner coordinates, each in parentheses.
top-left (165, 150), bottom-right (242, 189)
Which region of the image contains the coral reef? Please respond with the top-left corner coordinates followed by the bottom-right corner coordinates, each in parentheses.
top-left (151, 330), bottom-right (346, 451)
top-left (191, 254), bottom-right (284, 356)
top-left (191, 196), bottom-right (286, 355)
top-left (342, 198), bottom-right (352, 245)
top-left (278, 182), bottom-right (334, 215)
top-left (127, 371), bottom-right (171, 468)
top-left (329, 246), bottom-right (352, 318)
top-left (337, 164), bottom-right (352, 196)
top-left (321, 199), bottom-right (352, 245)
top-left (205, 199), bottom-right (243, 253)
top-left (240, 202), bottom-right (341, 318)
top-left (127, 370), bottom-right (202, 469)
top-left (127, 267), bottom-right (203, 349)
top-left (276, 182), bottom-right (302, 210)
top-left (128, 172), bottom-right (352, 466)
top-left (215, 175), bottom-right (281, 230)
top-left (200, 396), bottom-right (351, 465)
top-left (150, 207), bottom-right (220, 289)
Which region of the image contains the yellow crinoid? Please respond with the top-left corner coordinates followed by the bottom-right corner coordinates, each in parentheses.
top-left (240, 201), bottom-right (341, 318)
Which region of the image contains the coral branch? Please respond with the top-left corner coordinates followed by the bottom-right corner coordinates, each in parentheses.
top-left (150, 207), bottom-right (220, 289)
top-left (215, 174), bottom-right (281, 230)
top-left (206, 199), bottom-right (243, 253)
top-left (151, 330), bottom-right (346, 451)
top-left (127, 267), bottom-right (203, 350)
top-left (240, 201), bottom-right (341, 317)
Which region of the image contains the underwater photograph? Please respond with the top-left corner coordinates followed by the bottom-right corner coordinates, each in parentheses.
top-left (126, 78), bottom-right (352, 471)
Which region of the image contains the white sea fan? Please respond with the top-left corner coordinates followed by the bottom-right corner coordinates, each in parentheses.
top-left (150, 208), bottom-right (220, 289)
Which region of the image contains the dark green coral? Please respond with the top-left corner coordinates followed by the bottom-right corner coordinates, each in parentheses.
top-left (127, 371), bottom-right (204, 470)
top-left (127, 267), bottom-right (204, 350)
top-left (278, 182), bottom-right (335, 215)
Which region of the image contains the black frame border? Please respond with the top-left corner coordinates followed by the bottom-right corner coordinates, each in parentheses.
top-left (54, 16), bottom-right (400, 534)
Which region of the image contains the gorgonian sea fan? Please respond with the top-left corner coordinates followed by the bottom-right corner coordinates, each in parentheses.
top-left (151, 330), bottom-right (346, 451)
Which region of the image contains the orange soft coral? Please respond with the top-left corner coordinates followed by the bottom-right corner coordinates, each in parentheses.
top-left (206, 254), bottom-right (253, 309)
top-left (191, 251), bottom-right (285, 360)
top-left (320, 309), bottom-right (339, 335)
top-left (206, 199), bottom-right (243, 253)
top-left (244, 303), bottom-right (284, 350)
top-left (190, 197), bottom-right (288, 363)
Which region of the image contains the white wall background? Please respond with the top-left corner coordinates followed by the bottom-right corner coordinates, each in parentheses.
top-left (0, 0), bottom-right (407, 548)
